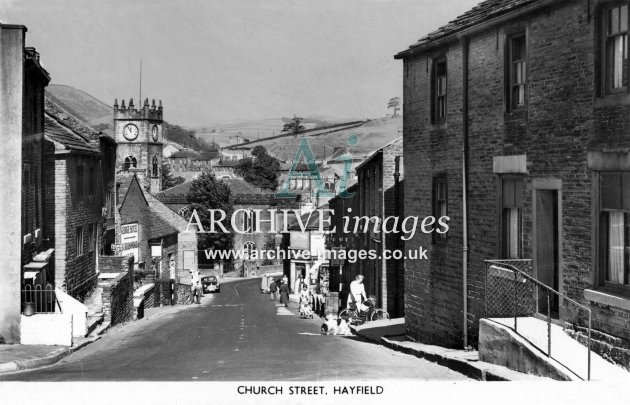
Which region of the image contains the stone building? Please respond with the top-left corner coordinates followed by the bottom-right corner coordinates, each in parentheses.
top-left (0, 24), bottom-right (50, 343)
top-left (164, 149), bottom-right (217, 173)
top-left (395, 0), bottom-right (630, 363)
top-left (43, 113), bottom-right (107, 301)
top-left (353, 137), bottom-right (404, 317)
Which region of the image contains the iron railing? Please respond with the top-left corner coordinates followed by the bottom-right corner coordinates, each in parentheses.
top-left (21, 283), bottom-right (61, 314)
top-left (484, 259), bottom-right (592, 381)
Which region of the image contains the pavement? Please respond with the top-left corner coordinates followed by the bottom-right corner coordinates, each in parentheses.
top-left (350, 319), bottom-right (549, 381)
top-left (0, 336), bottom-right (100, 374)
top-left (0, 278), bottom-right (470, 381)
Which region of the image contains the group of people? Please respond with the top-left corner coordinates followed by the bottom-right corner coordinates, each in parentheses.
top-left (266, 274), bottom-right (327, 318)
top-left (267, 274), bottom-right (291, 306)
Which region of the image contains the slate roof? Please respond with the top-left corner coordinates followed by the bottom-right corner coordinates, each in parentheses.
top-left (216, 159), bottom-right (241, 167)
top-left (355, 137), bottom-right (403, 172)
top-left (119, 175), bottom-right (190, 240)
top-left (44, 114), bottom-right (100, 155)
top-left (395, 0), bottom-right (538, 57)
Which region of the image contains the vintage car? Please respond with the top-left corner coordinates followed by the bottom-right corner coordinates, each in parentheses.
top-left (201, 275), bottom-right (220, 293)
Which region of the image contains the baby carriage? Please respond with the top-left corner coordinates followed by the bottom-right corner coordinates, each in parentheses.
top-left (299, 300), bottom-right (314, 319)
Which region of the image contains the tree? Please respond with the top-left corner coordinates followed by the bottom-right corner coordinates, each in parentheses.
top-left (388, 97), bottom-right (401, 117)
top-left (161, 162), bottom-right (185, 190)
top-left (282, 115), bottom-right (305, 136)
top-left (234, 146), bottom-right (281, 190)
top-left (187, 171), bottom-right (234, 257)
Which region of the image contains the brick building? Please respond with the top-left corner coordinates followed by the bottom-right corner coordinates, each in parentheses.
top-left (0, 24), bottom-right (50, 343)
top-left (395, 0), bottom-right (630, 357)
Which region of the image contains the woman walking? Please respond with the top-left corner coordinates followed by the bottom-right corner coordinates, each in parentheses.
top-left (279, 281), bottom-right (290, 307)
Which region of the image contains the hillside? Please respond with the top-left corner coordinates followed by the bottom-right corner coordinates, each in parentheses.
top-left (225, 116), bottom-right (402, 162)
top-left (45, 84), bottom-right (216, 152)
top-left (46, 84), bottom-right (113, 132)
top-left (192, 115), bottom-right (361, 148)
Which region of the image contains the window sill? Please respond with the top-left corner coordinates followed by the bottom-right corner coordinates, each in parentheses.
top-left (594, 93), bottom-right (630, 108)
top-left (584, 287), bottom-right (630, 311)
top-left (430, 121), bottom-right (447, 130)
top-left (504, 108), bottom-right (527, 121)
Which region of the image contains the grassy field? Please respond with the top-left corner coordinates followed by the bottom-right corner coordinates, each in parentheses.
top-left (241, 116), bottom-right (402, 161)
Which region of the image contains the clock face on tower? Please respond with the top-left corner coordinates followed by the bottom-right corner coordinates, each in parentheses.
top-left (152, 125), bottom-right (158, 142)
top-left (123, 124), bottom-right (139, 141)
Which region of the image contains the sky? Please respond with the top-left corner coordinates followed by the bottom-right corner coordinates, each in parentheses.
top-left (1, 0), bottom-right (481, 126)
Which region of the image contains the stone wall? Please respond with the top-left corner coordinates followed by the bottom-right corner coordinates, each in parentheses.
top-left (99, 255), bottom-right (134, 325)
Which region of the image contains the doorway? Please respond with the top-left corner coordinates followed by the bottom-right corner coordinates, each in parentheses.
top-left (535, 187), bottom-right (560, 318)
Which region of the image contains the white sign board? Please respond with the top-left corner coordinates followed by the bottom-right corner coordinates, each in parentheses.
top-left (121, 223), bottom-right (139, 262)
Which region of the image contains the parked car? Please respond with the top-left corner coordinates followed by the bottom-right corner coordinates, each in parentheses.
top-left (202, 275), bottom-right (220, 293)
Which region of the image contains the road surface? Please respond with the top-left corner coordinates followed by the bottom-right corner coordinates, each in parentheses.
top-left (1, 278), bottom-right (470, 381)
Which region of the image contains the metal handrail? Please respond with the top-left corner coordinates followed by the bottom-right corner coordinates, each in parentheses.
top-left (485, 259), bottom-right (592, 381)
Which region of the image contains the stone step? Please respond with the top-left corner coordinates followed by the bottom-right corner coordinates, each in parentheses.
top-left (85, 312), bottom-right (104, 337)
top-left (84, 287), bottom-right (103, 314)
top-left (88, 320), bottom-right (111, 338)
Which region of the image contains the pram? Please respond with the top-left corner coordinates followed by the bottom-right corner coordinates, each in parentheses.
top-left (299, 300), bottom-right (314, 319)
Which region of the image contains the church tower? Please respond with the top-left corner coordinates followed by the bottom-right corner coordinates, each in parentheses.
top-left (113, 98), bottom-right (164, 195)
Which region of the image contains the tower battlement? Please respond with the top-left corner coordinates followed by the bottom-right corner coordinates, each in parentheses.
top-left (114, 98), bottom-right (163, 121)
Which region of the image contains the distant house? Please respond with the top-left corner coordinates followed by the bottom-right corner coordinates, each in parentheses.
top-left (164, 149), bottom-right (218, 173)
top-left (212, 157), bottom-right (242, 180)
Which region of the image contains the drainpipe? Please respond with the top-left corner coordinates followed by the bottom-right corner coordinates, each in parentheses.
top-left (393, 156), bottom-right (401, 317)
top-left (461, 36), bottom-right (470, 349)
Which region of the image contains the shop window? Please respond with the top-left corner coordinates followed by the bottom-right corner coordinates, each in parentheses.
top-left (599, 173), bottom-right (630, 286)
top-left (500, 178), bottom-right (524, 259)
top-left (432, 58), bottom-right (447, 123)
top-left (603, 4), bottom-right (629, 94)
top-left (507, 33), bottom-right (527, 110)
top-left (433, 176), bottom-right (448, 242)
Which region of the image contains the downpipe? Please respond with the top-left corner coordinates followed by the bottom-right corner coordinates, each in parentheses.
top-left (461, 36), bottom-right (470, 349)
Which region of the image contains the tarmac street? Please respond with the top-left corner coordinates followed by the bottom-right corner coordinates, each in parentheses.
top-left (0, 278), bottom-right (470, 381)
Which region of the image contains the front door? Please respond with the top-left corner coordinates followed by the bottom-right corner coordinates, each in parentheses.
top-left (535, 189), bottom-right (560, 317)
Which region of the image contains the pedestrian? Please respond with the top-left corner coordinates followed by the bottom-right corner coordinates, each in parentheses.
top-left (269, 277), bottom-right (278, 301)
top-left (314, 280), bottom-right (325, 318)
top-left (190, 268), bottom-right (200, 305)
top-left (282, 274), bottom-right (288, 289)
top-left (279, 281), bottom-right (290, 307)
top-left (347, 274), bottom-right (367, 311)
top-left (194, 280), bottom-right (203, 304)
